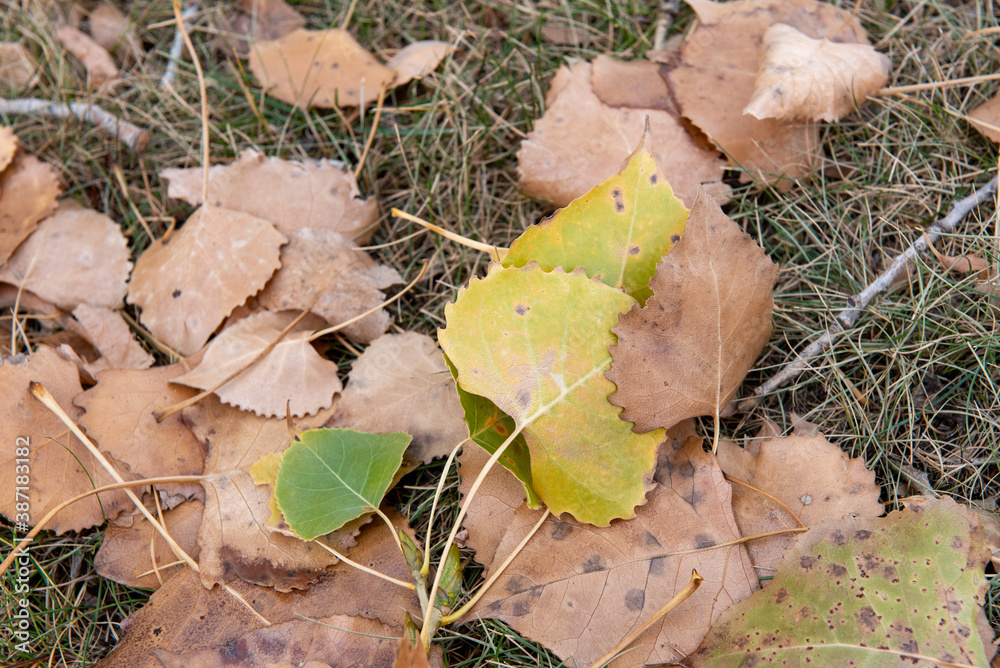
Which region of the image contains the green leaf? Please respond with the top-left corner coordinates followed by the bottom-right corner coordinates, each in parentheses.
top-left (439, 263), bottom-right (664, 526)
top-left (433, 544), bottom-right (463, 612)
top-left (683, 497), bottom-right (993, 667)
top-left (274, 428), bottom-right (411, 541)
top-left (502, 126), bottom-right (688, 305)
top-left (444, 354), bottom-right (541, 508)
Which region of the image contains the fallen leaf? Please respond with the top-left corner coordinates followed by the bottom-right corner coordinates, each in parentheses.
top-left (182, 396), bottom-right (356, 591)
top-left (667, 0), bottom-right (868, 186)
top-left (461, 432), bottom-right (758, 667)
top-left (394, 637), bottom-right (432, 668)
top-left (0, 42), bottom-right (37, 87)
top-left (0, 345), bottom-right (136, 533)
top-left (66, 304), bottom-right (154, 372)
top-left (160, 150), bottom-right (380, 243)
top-left (744, 23), bottom-right (890, 122)
top-left (89, 5), bottom-right (144, 63)
top-left (539, 23), bottom-right (594, 46)
top-left (249, 28), bottom-right (396, 108)
top-left (969, 93), bottom-right (1000, 143)
top-left (256, 228), bottom-right (402, 343)
top-left (0, 154), bottom-right (61, 265)
top-left (590, 54), bottom-right (673, 109)
top-left (608, 188), bottom-right (777, 433)
top-left (323, 332), bottom-right (469, 472)
top-left (716, 430), bottom-right (883, 578)
top-left (518, 59), bottom-right (730, 208)
top-left (386, 40), bottom-right (454, 87)
top-left (940, 253), bottom-right (991, 278)
top-left (683, 497), bottom-right (996, 667)
top-left (216, 0), bottom-right (305, 57)
top-left (0, 126), bottom-right (18, 174)
top-left (127, 204), bottom-right (287, 355)
top-left (56, 25), bottom-right (119, 90)
top-left (0, 200), bottom-right (132, 311)
top-left (94, 499), bottom-right (204, 589)
top-left (172, 310), bottom-right (342, 418)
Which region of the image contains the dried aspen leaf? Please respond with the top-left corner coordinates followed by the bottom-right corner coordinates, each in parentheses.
top-left (0, 154), bottom-right (61, 265)
top-left (716, 431), bottom-right (882, 578)
top-left (0, 42), bottom-right (37, 87)
top-left (172, 310), bottom-right (342, 418)
top-left (461, 432), bottom-right (758, 667)
top-left (0, 345), bottom-right (136, 533)
top-left (608, 189), bottom-right (776, 432)
top-left (683, 497), bottom-right (995, 667)
top-left (68, 304), bottom-right (153, 371)
top-left (95, 499), bottom-right (203, 589)
top-left (248, 28), bottom-right (396, 109)
top-left (970, 94), bottom-right (1000, 143)
top-left (89, 5), bottom-right (144, 63)
top-left (160, 150), bottom-right (380, 243)
top-left (217, 0), bottom-right (306, 56)
top-left (56, 25), bottom-right (119, 89)
top-left (182, 396), bottom-right (356, 591)
top-left (127, 204), bottom-right (287, 355)
top-left (323, 332), bottom-right (468, 472)
top-left (940, 253), bottom-right (990, 277)
top-left (744, 23), bottom-right (890, 122)
top-left (0, 201), bottom-right (131, 311)
top-left (395, 638), bottom-right (433, 668)
top-left (590, 54), bottom-right (673, 109)
top-left (386, 40), bottom-right (454, 87)
top-left (256, 228), bottom-right (402, 343)
top-left (667, 0), bottom-right (866, 186)
top-left (518, 60), bottom-right (729, 208)
top-left (0, 126), bottom-right (17, 174)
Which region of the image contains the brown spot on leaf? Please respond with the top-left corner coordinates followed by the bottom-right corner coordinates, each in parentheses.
top-left (855, 606), bottom-right (879, 633)
top-left (625, 589), bottom-right (645, 611)
top-left (514, 303), bottom-right (529, 316)
top-left (582, 555), bottom-right (606, 573)
top-left (550, 523), bottom-right (574, 541)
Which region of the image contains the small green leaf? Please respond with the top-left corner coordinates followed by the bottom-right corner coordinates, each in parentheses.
top-left (434, 544), bottom-right (463, 612)
top-left (274, 428), bottom-right (411, 540)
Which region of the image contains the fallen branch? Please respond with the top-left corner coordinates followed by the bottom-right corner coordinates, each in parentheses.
top-left (731, 175), bottom-right (999, 414)
top-left (160, 1), bottom-right (199, 90)
top-left (0, 97), bottom-right (150, 154)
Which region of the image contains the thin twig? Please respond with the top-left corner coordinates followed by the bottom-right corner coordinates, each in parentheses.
top-left (0, 98), bottom-right (150, 153)
top-left (354, 84), bottom-right (386, 181)
top-left (733, 176), bottom-right (999, 414)
top-left (172, 0), bottom-right (211, 204)
top-left (160, 2), bottom-right (199, 89)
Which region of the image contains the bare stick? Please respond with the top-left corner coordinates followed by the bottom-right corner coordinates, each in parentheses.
top-left (161, 2), bottom-right (199, 90)
top-left (0, 98), bottom-right (150, 154)
top-left (733, 176), bottom-right (999, 414)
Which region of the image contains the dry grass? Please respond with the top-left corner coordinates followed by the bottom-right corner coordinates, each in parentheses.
top-left (1, 0), bottom-right (999, 664)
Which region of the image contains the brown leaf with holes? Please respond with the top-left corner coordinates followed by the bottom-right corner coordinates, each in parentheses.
top-left (172, 310), bottom-right (342, 418)
top-left (95, 499), bottom-right (204, 589)
top-left (56, 26), bottom-right (119, 89)
top-left (0, 154), bottom-right (61, 265)
top-left (0, 201), bottom-right (131, 310)
top-left (970, 93), bottom-right (1000, 143)
top-left (160, 150), bottom-right (379, 243)
top-left (249, 28), bottom-right (396, 109)
top-left (461, 427), bottom-right (758, 667)
top-left (0, 126), bottom-right (17, 175)
top-left (256, 228), bottom-right (402, 343)
top-left (66, 304), bottom-right (153, 372)
top-left (216, 0), bottom-right (305, 56)
top-left (386, 40), bottom-right (454, 87)
top-left (323, 332), bottom-right (467, 472)
top-left (0, 42), bottom-right (37, 87)
top-left (518, 59), bottom-right (729, 208)
top-left (744, 23), bottom-right (889, 122)
top-left (607, 189), bottom-right (776, 432)
top-left (667, 0), bottom-right (868, 186)
top-left (716, 427), bottom-right (882, 578)
top-left (0, 346), bottom-right (136, 533)
top-left (127, 204), bottom-right (286, 355)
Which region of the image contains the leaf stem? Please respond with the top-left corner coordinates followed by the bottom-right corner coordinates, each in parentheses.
top-left (373, 506), bottom-right (403, 553)
top-left (391, 209), bottom-right (507, 259)
top-left (421, 438), bottom-right (468, 577)
top-left (313, 541), bottom-right (415, 590)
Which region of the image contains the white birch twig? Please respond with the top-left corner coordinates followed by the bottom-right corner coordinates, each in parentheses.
top-left (730, 175), bottom-right (999, 414)
top-left (160, 1), bottom-right (199, 90)
top-left (0, 97), bottom-right (151, 153)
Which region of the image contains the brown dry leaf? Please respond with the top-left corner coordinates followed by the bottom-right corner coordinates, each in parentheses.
top-left (386, 40), bottom-right (454, 87)
top-left (0, 126), bottom-right (18, 174)
top-left (0, 42), bottom-right (37, 87)
top-left (0, 154), bottom-right (61, 265)
top-left (127, 204), bottom-right (287, 355)
top-left (591, 54), bottom-right (673, 109)
top-left (160, 150), bottom-right (380, 243)
top-left (172, 310), bottom-right (342, 418)
top-left (56, 25), bottom-right (120, 90)
top-left (217, 0), bottom-right (306, 57)
top-left (461, 431), bottom-right (758, 667)
top-left (248, 28), bottom-right (396, 109)
top-left (256, 228), bottom-right (401, 343)
top-left (94, 499), bottom-right (204, 589)
top-left (67, 304), bottom-right (154, 372)
top-left (182, 395), bottom-right (357, 591)
top-left (519, 60), bottom-right (730, 208)
top-left (89, 5), bottom-right (144, 63)
top-left (0, 345), bottom-right (136, 533)
top-left (322, 332), bottom-right (468, 472)
top-left (394, 638), bottom-right (432, 668)
top-left (970, 93), bottom-right (1000, 143)
top-left (0, 201), bottom-right (132, 311)
top-left (607, 189), bottom-right (776, 433)
top-left (716, 429), bottom-right (883, 578)
top-left (744, 23), bottom-right (890, 122)
top-left (667, 0), bottom-right (867, 186)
